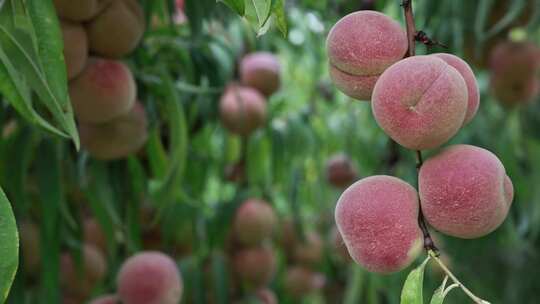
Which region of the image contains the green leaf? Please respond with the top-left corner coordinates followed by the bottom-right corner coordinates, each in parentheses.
top-left (0, 187), bottom-right (18, 303)
top-left (430, 277), bottom-right (458, 304)
top-left (271, 0), bottom-right (287, 36)
top-left (219, 0), bottom-right (244, 15)
top-left (244, 0), bottom-right (272, 31)
top-left (401, 257), bottom-right (430, 304)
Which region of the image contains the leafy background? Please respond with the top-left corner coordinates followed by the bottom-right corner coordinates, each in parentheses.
top-left (0, 0), bottom-right (539, 303)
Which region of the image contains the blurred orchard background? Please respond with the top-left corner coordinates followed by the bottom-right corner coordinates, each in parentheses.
top-left (0, 0), bottom-right (539, 303)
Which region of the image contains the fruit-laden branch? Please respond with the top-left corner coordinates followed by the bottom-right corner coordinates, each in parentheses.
top-left (401, 0), bottom-right (438, 253)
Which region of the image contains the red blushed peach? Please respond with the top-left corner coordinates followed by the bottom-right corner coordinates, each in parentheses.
top-left (233, 246), bottom-right (276, 288)
top-left (69, 57), bottom-right (136, 124)
top-left (219, 84), bottom-right (267, 136)
top-left (372, 55), bottom-right (468, 150)
top-left (240, 52), bottom-right (281, 97)
top-left (233, 199), bottom-right (277, 246)
top-left (489, 41), bottom-right (540, 106)
top-left (60, 21), bottom-right (88, 80)
top-left (117, 251), bottom-right (183, 304)
top-left (60, 244), bottom-right (107, 298)
top-left (326, 11), bottom-right (407, 100)
top-left (335, 175), bottom-right (422, 273)
top-left (432, 53), bottom-right (480, 125)
top-left (419, 144), bottom-right (514, 239)
top-left (79, 101), bottom-right (148, 160)
top-left (326, 153), bottom-right (358, 188)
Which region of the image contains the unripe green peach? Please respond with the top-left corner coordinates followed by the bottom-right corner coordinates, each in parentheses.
top-left (240, 52), bottom-right (281, 97)
top-left (335, 175), bottom-right (422, 273)
top-left (117, 251), bottom-right (183, 304)
top-left (326, 153), bottom-right (358, 188)
top-left (60, 21), bottom-right (88, 80)
top-left (489, 41), bottom-right (540, 106)
top-left (233, 246), bottom-right (276, 288)
top-left (219, 84), bottom-right (267, 136)
top-left (419, 144), bottom-right (514, 239)
top-left (60, 244), bottom-right (107, 298)
top-left (233, 198), bottom-right (276, 246)
top-left (53, 0), bottom-right (110, 22)
top-left (372, 55), bottom-right (468, 150)
top-left (69, 57), bottom-right (136, 124)
top-left (79, 101), bottom-right (148, 160)
top-left (432, 53), bottom-right (480, 125)
top-left (88, 294), bottom-right (119, 304)
top-left (284, 266), bottom-right (326, 298)
top-left (292, 231), bottom-right (324, 267)
top-left (86, 0), bottom-right (145, 58)
top-left (326, 10), bottom-right (407, 100)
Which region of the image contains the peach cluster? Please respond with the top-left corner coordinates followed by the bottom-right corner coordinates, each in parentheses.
top-left (54, 0), bottom-right (148, 159)
top-left (328, 10), bottom-right (514, 274)
top-left (220, 52), bottom-right (281, 136)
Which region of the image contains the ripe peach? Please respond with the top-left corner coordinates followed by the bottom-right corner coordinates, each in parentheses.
top-left (335, 175), bottom-right (422, 273)
top-left (419, 144), bottom-right (514, 238)
top-left (53, 0), bottom-right (110, 22)
top-left (489, 41), bottom-right (540, 106)
top-left (88, 294), bottom-right (119, 304)
top-left (233, 198), bottom-right (276, 246)
top-left (69, 57), bottom-right (136, 124)
top-left (86, 0), bottom-right (145, 58)
top-left (326, 154), bottom-right (358, 188)
top-left (372, 55), bottom-right (468, 150)
top-left (432, 53), bottom-right (479, 125)
top-left (219, 84), bottom-right (267, 136)
top-left (233, 246), bottom-right (276, 288)
top-left (117, 251), bottom-right (183, 304)
top-left (60, 244), bottom-right (107, 297)
top-left (326, 10), bottom-right (407, 100)
top-left (60, 21), bottom-right (88, 80)
top-left (284, 266), bottom-right (326, 298)
top-left (292, 231), bottom-right (324, 267)
top-left (84, 218), bottom-right (107, 254)
top-left (240, 52), bottom-right (281, 97)
top-left (79, 101), bottom-right (148, 160)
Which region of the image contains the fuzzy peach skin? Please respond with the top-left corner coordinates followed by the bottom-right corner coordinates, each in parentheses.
top-left (79, 101), bottom-right (148, 160)
top-left (372, 55), bottom-right (468, 150)
top-left (326, 10), bottom-right (407, 100)
top-left (335, 175), bottom-right (422, 274)
top-left (117, 251), bottom-right (183, 304)
top-left (419, 144), bottom-right (514, 239)
top-left (432, 53), bottom-right (480, 125)
top-left (60, 21), bottom-right (88, 80)
top-left (240, 52), bottom-right (281, 97)
top-left (219, 84), bottom-right (267, 136)
top-left (489, 41), bottom-right (540, 106)
top-left (233, 246), bottom-right (276, 288)
top-left (69, 57), bottom-right (136, 124)
top-left (86, 0), bottom-right (145, 58)
top-left (233, 198), bottom-right (277, 246)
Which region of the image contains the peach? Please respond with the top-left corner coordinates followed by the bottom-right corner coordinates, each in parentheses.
top-left (292, 231), bottom-right (324, 267)
top-left (60, 244), bottom-right (107, 297)
top-left (69, 57), bottom-right (136, 124)
top-left (326, 11), bottom-right (407, 100)
top-left (233, 246), bottom-right (276, 288)
top-left (88, 294), bottom-right (119, 304)
top-left (233, 198), bottom-right (276, 246)
top-left (372, 55), bottom-right (468, 150)
top-left (419, 144), bottom-right (514, 238)
top-left (219, 84), bottom-right (267, 136)
top-left (60, 21), bottom-right (88, 80)
top-left (79, 101), bottom-right (148, 160)
top-left (117, 251), bottom-right (183, 304)
top-left (326, 153), bottom-right (358, 188)
top-left (86, 0), bottom-right (145, 58)
top-left (240, 52), bottom-right (281, 97)
top-left (432, 53), bottom-right (479, 125)
top-left (284, 266), bottom-right (326, 298)
top-left (53, 0), bottom-right (110, 22)
top-left (489, 41), bottom-right (540, 106)
top-left (335, 175), bottom-right (422, 273)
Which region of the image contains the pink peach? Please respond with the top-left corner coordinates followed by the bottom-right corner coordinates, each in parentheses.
top-left (219, 84), bottom-right (267, 136)
top-left (233, 198), bottom-right (276, 246)
top-left (240, 52), bottom-right (281, 97)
